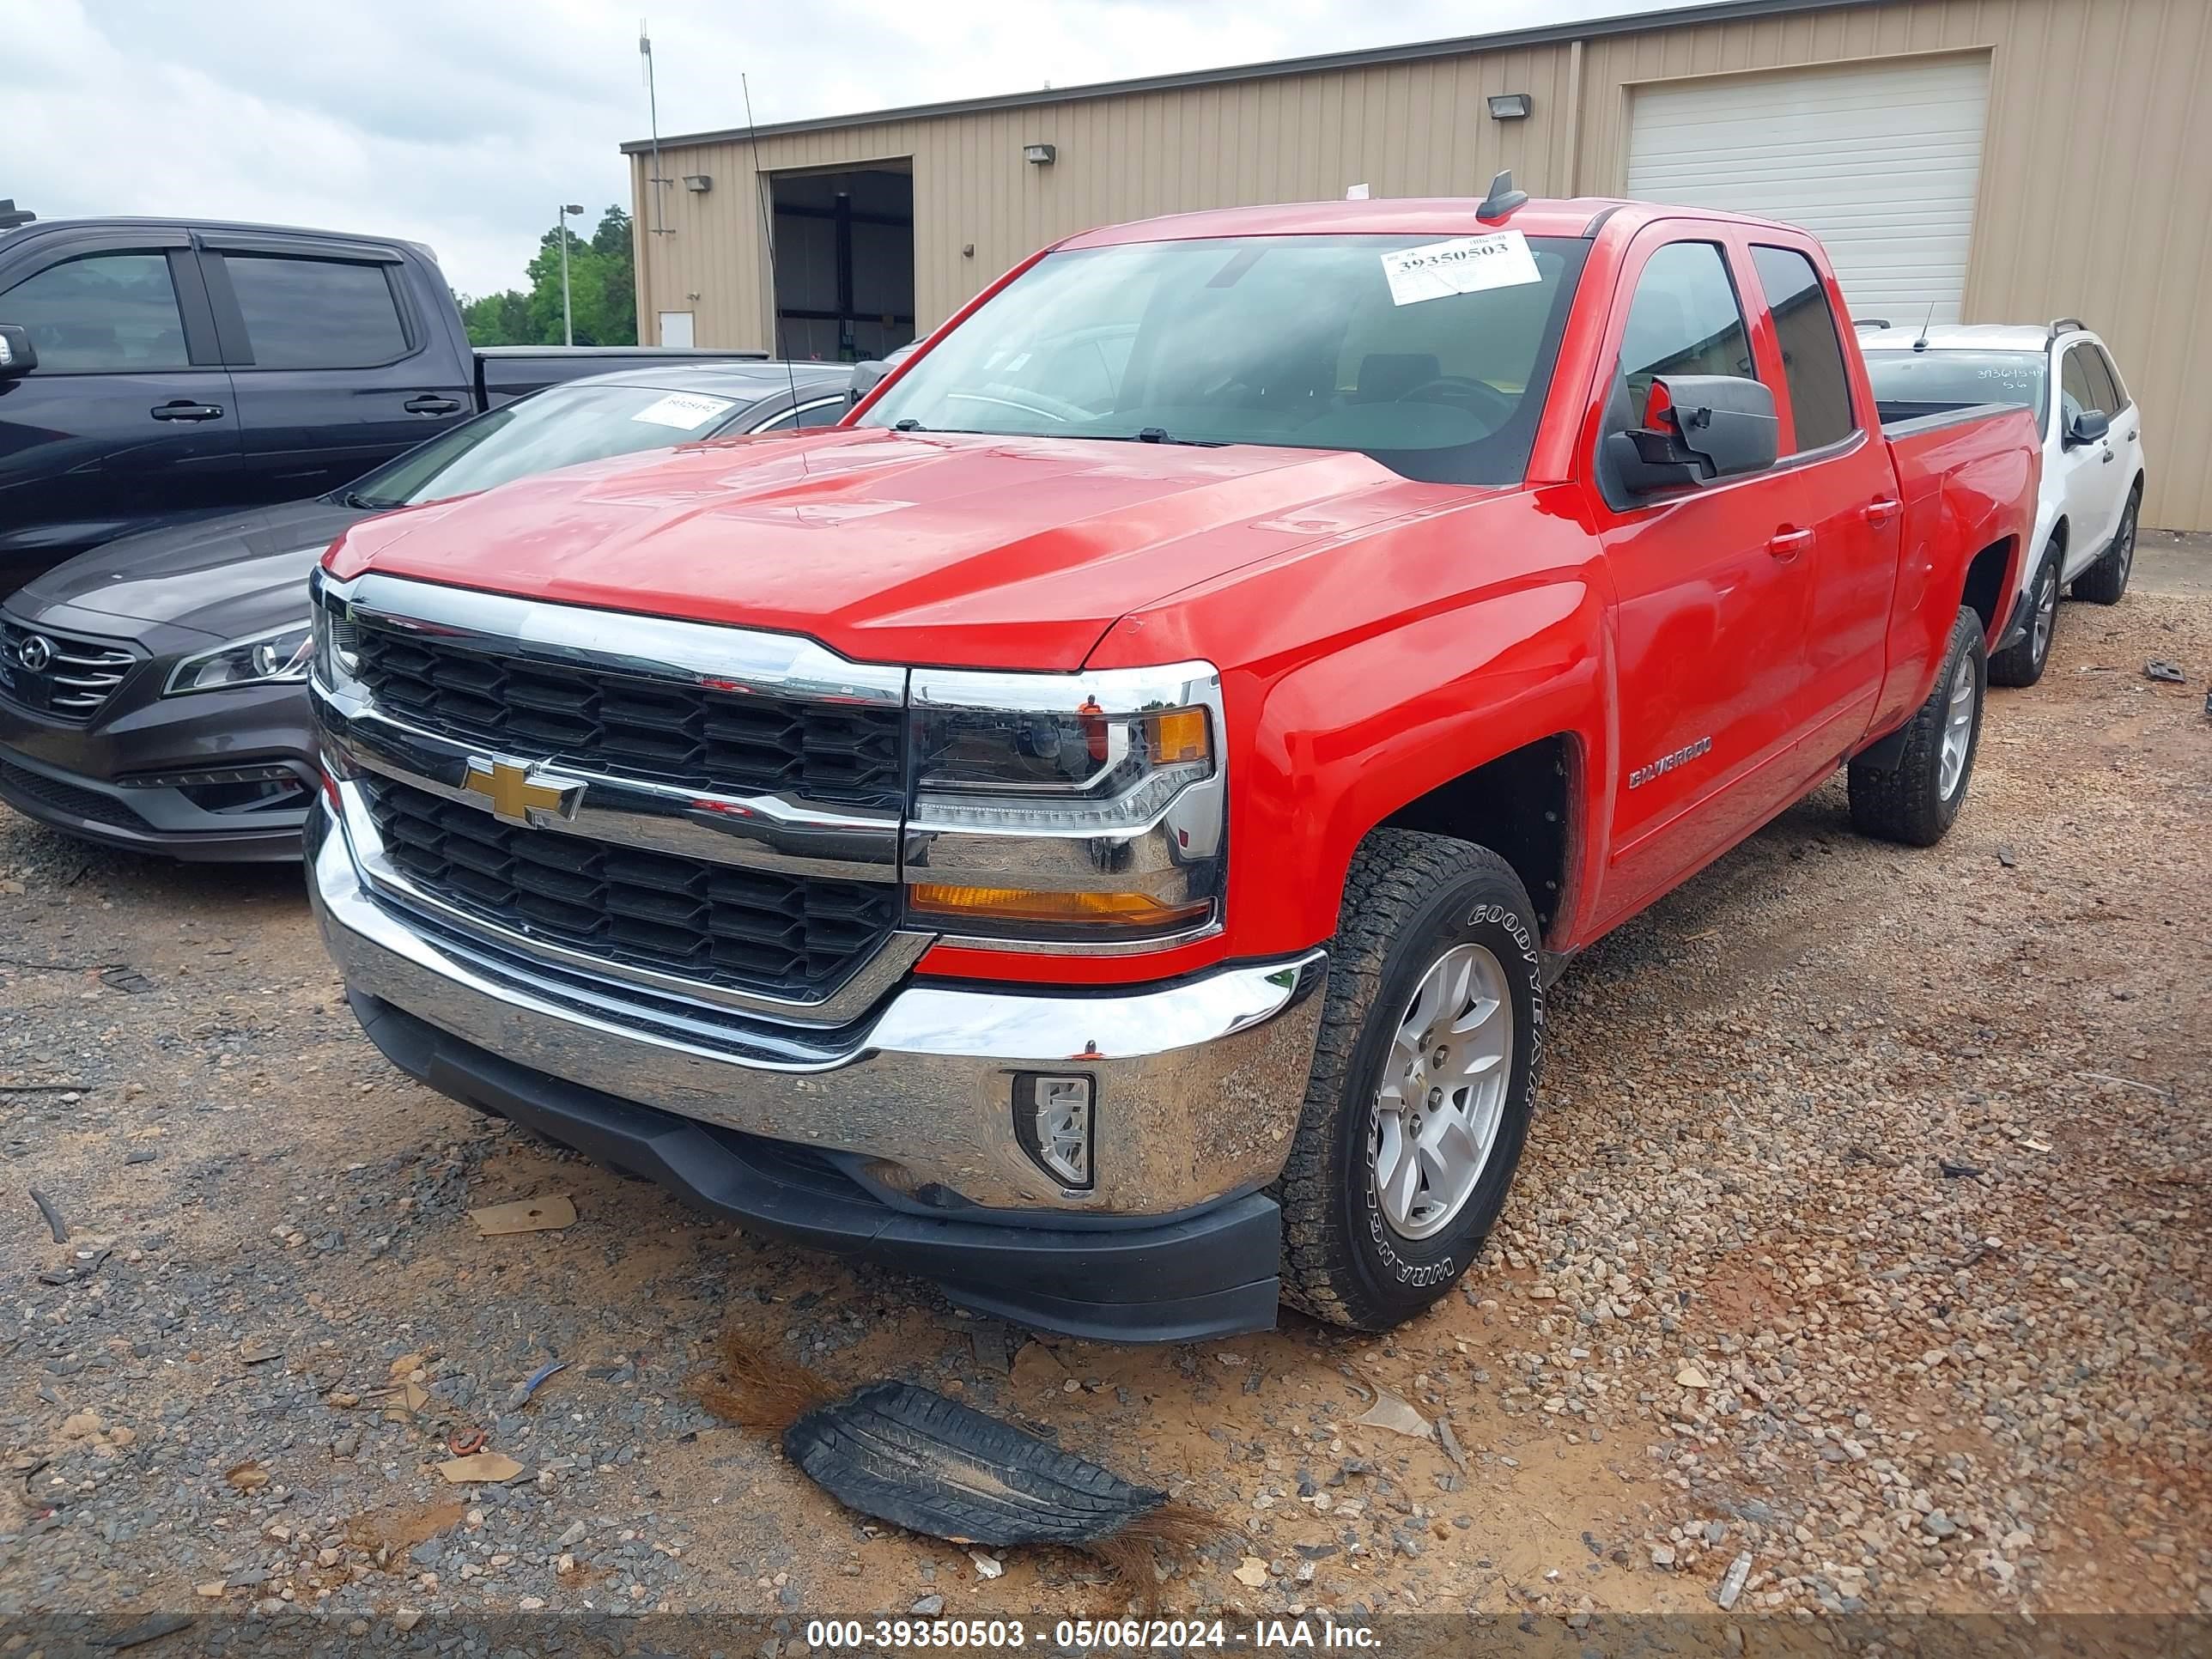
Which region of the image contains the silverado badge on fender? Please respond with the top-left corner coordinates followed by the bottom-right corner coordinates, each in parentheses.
top-left (460, 757), bottom-right (586, 828)
top-left (1627, 736), bottom-right (1713, 790)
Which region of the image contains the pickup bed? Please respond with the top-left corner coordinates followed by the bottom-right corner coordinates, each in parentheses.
top-left (303, 194), bottom-right (2036, 1341)
top-left (0, 216), bottom-right (763, 593)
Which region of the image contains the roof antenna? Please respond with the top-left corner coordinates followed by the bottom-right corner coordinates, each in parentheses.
top-left (740, 71), bottom-right (805, 465)
top-left (1912, 301), bottom-right (1936, 352)
top-left (1476, 169), bottom-right (1527, 223)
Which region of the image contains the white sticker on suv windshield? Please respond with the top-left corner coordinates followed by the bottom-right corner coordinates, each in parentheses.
top-left (1382, 231), bottom-right (1541, 307)
top-left (629, 392), bottom-right (737, 430)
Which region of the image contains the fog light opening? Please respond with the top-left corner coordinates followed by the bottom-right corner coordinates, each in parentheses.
top-left (1014, 1073), bottom-right (1094, 1190)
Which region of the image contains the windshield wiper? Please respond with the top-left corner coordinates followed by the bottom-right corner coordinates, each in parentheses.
top-left (1094, 427), bottom-right (1226, 447)
top-left (340, 490), bottom-right (404, 511)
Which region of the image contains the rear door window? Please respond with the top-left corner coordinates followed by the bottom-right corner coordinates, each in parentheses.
top-left (1615, 241), bottom-right (1756, 427)
top-left (1749, 245), bottom-right (1856, 452)
top-left (2, 252), bottom-right (191, 371)
top-left (222, 254), bottom-right (410, 368)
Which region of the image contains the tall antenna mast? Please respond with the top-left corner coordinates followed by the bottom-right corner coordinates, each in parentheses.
top-left (639, 21), bottom-right (672, 242)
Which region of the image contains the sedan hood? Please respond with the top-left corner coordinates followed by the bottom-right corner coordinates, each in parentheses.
top-left (324, 429), bottom-right (1419, 670)
top-left (17, 499), bottom-right (366, 640)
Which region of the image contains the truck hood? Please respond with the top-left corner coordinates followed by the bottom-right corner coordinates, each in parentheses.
top-left (323, 428), bottom-right (1419, 670)
top-left (15, 497), bottom-right (365, 641)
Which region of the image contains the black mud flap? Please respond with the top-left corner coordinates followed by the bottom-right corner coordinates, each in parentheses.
top-left (783, 1380), bottom-right (1167, 1547)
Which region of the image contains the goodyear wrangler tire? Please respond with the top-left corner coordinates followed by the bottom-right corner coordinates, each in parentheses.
top-left (1273, 830), bottom-right (1543, 1331)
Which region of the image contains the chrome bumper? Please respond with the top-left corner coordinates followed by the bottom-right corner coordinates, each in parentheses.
top-left (308, 799), bottom-right (1327, 1215)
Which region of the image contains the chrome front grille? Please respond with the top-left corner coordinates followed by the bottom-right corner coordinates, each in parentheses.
top-left (0, 619), bottom-right (137, 721)
top-left (350, 622), bottom-right (904, 809)
top-left (315, 570), bottom-right (921, 1015)
top-left (362, 774), bottom-right (897, 1000)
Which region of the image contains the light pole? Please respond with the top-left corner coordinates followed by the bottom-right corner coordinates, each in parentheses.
top-left (557, 203), bottom-right (584, 345)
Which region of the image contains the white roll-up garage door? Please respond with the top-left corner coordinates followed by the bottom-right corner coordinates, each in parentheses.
top-left (1626, 55), bottom-right (1990, 325)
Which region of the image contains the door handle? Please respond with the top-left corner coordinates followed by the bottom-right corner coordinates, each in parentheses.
top-left (1862, 498), bottom-right (1902, 526)
top-left (404, 395), bottom-right (463, 416)
top-left (1767, 527), bottom-right (1815, 561)
top-left (149, 401), bottom-right (223, 422)
top-left (2101, 448), bottom-right (2116, 464)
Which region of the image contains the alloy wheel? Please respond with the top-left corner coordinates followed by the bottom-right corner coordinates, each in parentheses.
top-left (1370, 942), bottom-right (1515, 1240)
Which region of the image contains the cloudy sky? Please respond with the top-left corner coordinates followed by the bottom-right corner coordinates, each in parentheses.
top-left (9, 0), bottom-right (1709, 299)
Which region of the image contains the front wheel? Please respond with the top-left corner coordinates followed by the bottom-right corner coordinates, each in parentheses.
top-left (1847, 606), bottom-right (1986, 847)
top-left (1274, 830), bottom-right (1543, 1331)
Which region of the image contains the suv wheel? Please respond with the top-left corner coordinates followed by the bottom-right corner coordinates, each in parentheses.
top-left (2072, 489), bottom-right (2139, 605)
top-left (1274, 830), bottom-right (1542, 1331)
top-left (1989, 538), bottom-right (2061, 687)
top-left (1847, 606), bottom-right (1986, 847)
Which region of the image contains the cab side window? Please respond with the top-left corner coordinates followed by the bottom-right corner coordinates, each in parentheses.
top-left (1, 252), bottom-right (191, 372)
top-left (1615, 242), bottom-right (1755, 428)
top-left (1749, 245), bottom-right (1856, 452)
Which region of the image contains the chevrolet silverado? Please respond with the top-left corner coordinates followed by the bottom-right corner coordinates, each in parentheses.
top-left (302, 189), bottom-right (2038, 1341)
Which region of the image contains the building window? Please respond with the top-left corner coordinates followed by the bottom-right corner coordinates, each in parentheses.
top-left (1751, 245), bottom-right (1856, 452)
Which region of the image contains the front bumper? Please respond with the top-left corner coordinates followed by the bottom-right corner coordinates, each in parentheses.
top-left (308, 799), bottom-right (1328, 1340)
top-left (0, 740), bottom-right (308, 862)
top-left (0, 672), bottom-right (314, 862)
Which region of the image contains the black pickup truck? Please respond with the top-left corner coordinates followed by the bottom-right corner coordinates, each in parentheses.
top-left (0, 216), bottom-right (761, 595)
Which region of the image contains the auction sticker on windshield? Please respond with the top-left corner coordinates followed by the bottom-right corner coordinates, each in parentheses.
top-left (1382, 230), bottom-right (1541, 306)
top-left (630, 392), bottom-right (737, 429)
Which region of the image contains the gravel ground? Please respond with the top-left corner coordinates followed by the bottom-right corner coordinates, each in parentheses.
top-left (1, 545), bottom-right (2206, 1652)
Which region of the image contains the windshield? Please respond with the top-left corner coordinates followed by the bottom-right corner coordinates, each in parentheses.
top-left (860, 233), bottom-right (1590, 486)
top-left (1863, 349), bottom-right (2047, 425)
top-left (343, 382), bottom-right (755, 507)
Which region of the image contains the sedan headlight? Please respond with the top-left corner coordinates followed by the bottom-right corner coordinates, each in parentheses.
top-left (906, 662), bottom-right (1225, 946)
top-left (165, 622), bottom-right (314, 696)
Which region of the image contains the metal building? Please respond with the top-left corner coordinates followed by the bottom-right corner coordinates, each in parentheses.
top-left (623, 0), bottom-right (2212, 530)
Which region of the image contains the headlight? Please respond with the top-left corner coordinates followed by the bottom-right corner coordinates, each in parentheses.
top-left (165, 622), bottom-right (314, 696)
top-left (906, 662), bottom-right (1225, 946)
top-left (308, 576), bottom-right (362, 694)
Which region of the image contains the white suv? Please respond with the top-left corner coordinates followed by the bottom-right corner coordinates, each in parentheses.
top-left (1860, 320), bottom-right (2146, 687)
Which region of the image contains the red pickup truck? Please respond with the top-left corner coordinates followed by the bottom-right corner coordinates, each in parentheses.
top-left (304, 191), bottom-right (2036, 1341)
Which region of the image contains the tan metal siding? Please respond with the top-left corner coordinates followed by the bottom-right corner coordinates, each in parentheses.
top-left (632, 0), bottom-right (2211, 526)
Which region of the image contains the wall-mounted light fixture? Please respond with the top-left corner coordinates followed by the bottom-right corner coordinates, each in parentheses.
top-left (682, 173), bottom-right (713, 192)
top-left (1487, 93), bottom-right (1533, 120)
top-left (1023, 143), bottom-right (1057, 166)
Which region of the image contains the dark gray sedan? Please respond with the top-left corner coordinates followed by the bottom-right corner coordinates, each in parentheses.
top-left (0, 360), bottom-right (853, 860)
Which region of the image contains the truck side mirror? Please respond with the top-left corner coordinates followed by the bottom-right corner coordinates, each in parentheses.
top-left (0, 325), bottom-right (36, 379)
top-left (848, 359), bottom-right (890, 408)
top-left (2066, 408), bottom-right (2110, 447)
top-left (1605, 374), bottom-right (1778, 495)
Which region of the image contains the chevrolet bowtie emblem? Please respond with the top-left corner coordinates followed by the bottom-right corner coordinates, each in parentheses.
top-left (460, 757), bottom-right (585, 827)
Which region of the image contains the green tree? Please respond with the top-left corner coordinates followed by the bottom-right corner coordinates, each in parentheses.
top-left (457, 206), bottom-right (637, 347)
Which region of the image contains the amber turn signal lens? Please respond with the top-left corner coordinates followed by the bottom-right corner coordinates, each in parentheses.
top-left (1146, 707), bottom-right (1211, 765)
top-left (910, 884), bottom-right (1211, 928)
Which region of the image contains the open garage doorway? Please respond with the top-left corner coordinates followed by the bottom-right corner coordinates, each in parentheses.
top-left (768, 163), bottom-right (915, 362)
